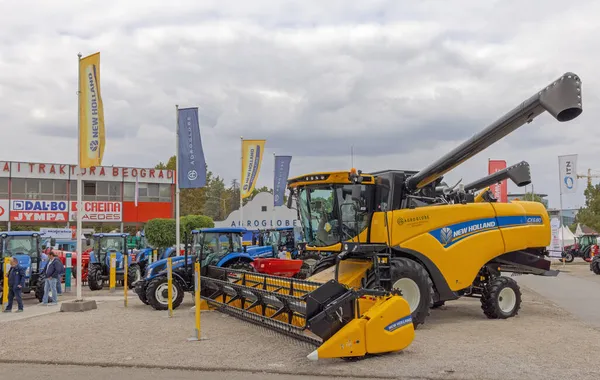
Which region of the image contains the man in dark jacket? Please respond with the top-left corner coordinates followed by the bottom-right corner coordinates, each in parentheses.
top-left (3, 257), bottom-right (26, 312)
top-left (42, 251), bottom-right (63, 305)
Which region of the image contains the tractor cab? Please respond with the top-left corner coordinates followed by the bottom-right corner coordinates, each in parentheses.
top-left (87, 232), bottom-right (141, 290)
top-left (257, 227), bottom-right (297, 258)
top-left (0, 231), bottom-right (45, 300)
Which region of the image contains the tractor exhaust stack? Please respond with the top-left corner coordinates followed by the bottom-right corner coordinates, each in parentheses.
top-left (405, 72), bottom-right (583, 192)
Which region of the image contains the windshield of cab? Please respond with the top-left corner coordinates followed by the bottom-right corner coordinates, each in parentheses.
top-left (297, 184), bottom-right (370, 247)
top-left (1, 236), bottom-right (39, 258)
top-left (199, 232), bottom-right (243, 257)
top-left (99, 237), bottom-right (124, 255)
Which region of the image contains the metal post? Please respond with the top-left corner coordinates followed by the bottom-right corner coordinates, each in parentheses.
top-left (240, 136), bottom-right (244, 228)
top-left (65, 253), bottom-right (72, 292)
top-left (187, 262), bottom-right (207, 341)
top-left (2, 258), bottom-right (10, 311)
top-left (123, 254), bottom-right (128, 307)
top-left (109, 252), bottom-right (116, 292)
top-left (559, 157), bottom-right (565, 266)
top-left (175, 105), bottom-right (181, 276)
top-left (167, 257), bottom-right (173, 317)
top-left (76, 52), bottom-right (83, 301)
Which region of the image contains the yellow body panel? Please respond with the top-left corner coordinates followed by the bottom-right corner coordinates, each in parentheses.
top-left (307, 259), bottom-right (372, 289)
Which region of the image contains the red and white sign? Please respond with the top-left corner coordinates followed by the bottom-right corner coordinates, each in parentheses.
top-left (1, 161), bottom-right (174, 184)
top-left (9, 200), bottom-right (69, 222)
top-left (70, 201), bottom-right (122, 222)
top-left (488, 160), bottom-right (508, 203)
top-left (0, 199), bottom-right (8, 221)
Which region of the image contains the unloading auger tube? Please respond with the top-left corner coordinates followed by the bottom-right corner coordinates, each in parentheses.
top-left (199, 265), bottom-right (415, 361)
top-left (405, 72), bottom-right (582, 192)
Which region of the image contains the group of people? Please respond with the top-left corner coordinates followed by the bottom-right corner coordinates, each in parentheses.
top-left (3, 251), bottom-right (66, 313)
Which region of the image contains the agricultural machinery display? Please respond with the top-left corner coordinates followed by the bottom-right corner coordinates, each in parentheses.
top-left (1, 231), bottom-right (46, 302)
top-left (192, 72), bottom-right (583, 360)
top-left (563, 233), bottom-right (599, 263)
top-left (87, 233), bottom-right (142, 290)
top-left (135, 227), bottom-right (304, 310)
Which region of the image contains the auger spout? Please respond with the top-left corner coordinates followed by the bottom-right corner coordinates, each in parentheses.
top-left (463, 160), bottom-right (531, 192)
top-left (405, 72), bottom-right (583, 192)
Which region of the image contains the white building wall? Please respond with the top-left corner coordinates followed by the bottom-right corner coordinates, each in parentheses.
top-left (214, 192), bottom-right (299, 229)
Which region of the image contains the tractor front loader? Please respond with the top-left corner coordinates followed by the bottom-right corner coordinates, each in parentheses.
top-left (283, 72), bottom-right (583, 327)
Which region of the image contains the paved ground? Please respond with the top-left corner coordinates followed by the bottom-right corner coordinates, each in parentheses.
top-left (2, 278), bottom-right (600, 380)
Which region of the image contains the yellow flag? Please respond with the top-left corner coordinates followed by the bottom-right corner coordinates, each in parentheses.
top-left (241, 139), bottom-right (266, 199)
top-left (79, 52), bottom-right (105, 168)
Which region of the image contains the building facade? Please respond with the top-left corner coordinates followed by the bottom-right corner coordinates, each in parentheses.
top-left (0, 160), bottom-right (174, 231)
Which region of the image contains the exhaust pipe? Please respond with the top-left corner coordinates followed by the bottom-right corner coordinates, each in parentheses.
top-left (405, 72), bottom-right (582, 192)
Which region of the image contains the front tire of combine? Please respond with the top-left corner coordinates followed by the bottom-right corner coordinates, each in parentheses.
top-left (481, 276), bottom-right (521, 319)
top-left (146, 276), bottom-right (184, 311)
top-left (591, 257), bottom-right (600, 275)
top-left (88, 265), bottom-right (104, 291)
top-left (127, 264), bottom-right (142, 288)
top-left (389, 257), bottom-right (434, 328)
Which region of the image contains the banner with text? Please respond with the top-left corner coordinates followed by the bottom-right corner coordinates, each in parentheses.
top-left (70, 201), bottom-right (122, 222)
top-left (40, 228), bottom-right (73, 240)
top-left (559, 154), bottom-right (578, 194)
top-left (0, 199), bottom-right (8, 221)
top-left (10, 200), bottom-right (69, 222)
top-left (177, 107), bottom-right (206, 189)
top-left (79, 52), bottom-right (106, 169)
top-left (273, 156), bottom-right (292, 206)
top-left (488, 159), bottom-right (508, 202)
top-left (241, 139), bottom-right (266, 199)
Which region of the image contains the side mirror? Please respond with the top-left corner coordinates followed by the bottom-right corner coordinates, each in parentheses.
top-left (286, 191), bottom-right (293, 208)
top-left (50, 238), bottom-right (56, 247)
top-left (243, 245), bottom-right (247, 253)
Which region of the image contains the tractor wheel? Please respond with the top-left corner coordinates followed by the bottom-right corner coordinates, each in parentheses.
top-left (135, 280), bottom-right (149, 305)
top-left (389, 257), bottom-right (434, 328)
top-left (146, 276), bottom-right (185, 311)
top-left (35, 275), bottom-right (46, 302)
top-left (481, 276), bottom-right (522, 319)
top-left (431, 301), bottom-right (445, 309)
top-left (127, 264), bottom-right (142, 288)
top-left (563, 252), bottom-right (574, 263)
top-left (591, 257), bottom-right (600, 275)
top-left (88, 265), bottom-right (104, 291)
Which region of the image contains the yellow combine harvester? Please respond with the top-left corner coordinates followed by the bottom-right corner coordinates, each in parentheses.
top-left (287, 72), bottom-right (583, 329)
top-left (200, 72), bottom-right (583, 361)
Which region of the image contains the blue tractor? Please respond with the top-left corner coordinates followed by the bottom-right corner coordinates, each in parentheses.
top-left (136, 227), bottom-right (272, 310)
top-left (0, 231), bottom-right (47, 302)
top-left (87, 233), bottom-right (142, 290)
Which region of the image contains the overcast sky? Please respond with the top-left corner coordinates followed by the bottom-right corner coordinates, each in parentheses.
top-left (0, 0), bottom-right (597, 210)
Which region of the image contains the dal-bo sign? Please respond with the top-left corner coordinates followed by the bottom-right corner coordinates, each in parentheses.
top-left (10, 200), bottom-right (69, 222)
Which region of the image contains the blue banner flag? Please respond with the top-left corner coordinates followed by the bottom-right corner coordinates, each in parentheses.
top-left (177, 107), bottom-right (206, 189)
top-left (273, 155), bottom-right (292, 206)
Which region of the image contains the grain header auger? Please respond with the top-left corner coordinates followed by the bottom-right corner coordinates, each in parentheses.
top-left (285, 72), bottom-right (583, 327)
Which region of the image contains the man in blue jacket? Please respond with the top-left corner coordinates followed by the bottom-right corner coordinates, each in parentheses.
top-left (3, 257), bottom-right (26, 313)
top-left (42, 251), bottom-right (63, 306)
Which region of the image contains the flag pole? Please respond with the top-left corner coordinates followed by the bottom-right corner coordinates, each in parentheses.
top-left (76, 52), bottom-right (83, 301)
top-left (558, 156), bottom-right (565, 266)
top-left (175, 105), bottom-right (180, 257)
top-left (240, 136), bottom-right (243, 228)
top-left (272, 152), bottom-right (275, 229)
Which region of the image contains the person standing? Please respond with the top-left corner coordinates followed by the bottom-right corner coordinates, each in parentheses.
top-left (3, 257), bottom-right (25, 313)
top-left (42, 251), bottom-right (63, 306)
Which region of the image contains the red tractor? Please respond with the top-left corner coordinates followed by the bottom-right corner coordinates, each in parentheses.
top-left (563, 234), bottom-right (599, 263)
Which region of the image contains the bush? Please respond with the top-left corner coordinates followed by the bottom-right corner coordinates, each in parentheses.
top-left (145, 215), bottom-right (215, 248)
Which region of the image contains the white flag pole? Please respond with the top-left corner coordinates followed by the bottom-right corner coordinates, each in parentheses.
top-left (175, 105), bottom-right (181, 256)
top-left (272, 152), bottom-right (276, 229)
top-left (76, 52), bottom-right (83, 301)
top-left (240, 136), bottom-right (243, 228)
top-left (558, 156), bottom-right (565, 265)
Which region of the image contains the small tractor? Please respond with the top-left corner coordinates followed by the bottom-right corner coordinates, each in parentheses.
top-left (562, 233), bottom-right (599, 263)
top-left (136, 227), bottom-right (304, 310)
top-left (191, 72), bottom-right (583, 361)
top-left (87, 233), bottom-right (142, 290)
top-left (1, 231), bottom-right (46, 302)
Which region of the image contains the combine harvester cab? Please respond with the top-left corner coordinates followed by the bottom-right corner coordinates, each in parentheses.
top-left (0, 231), bottom-right (47, 301)
top-left (278, 72), bottom-right (583, 330)
top-left (87, 233), bottom-right (142, 290)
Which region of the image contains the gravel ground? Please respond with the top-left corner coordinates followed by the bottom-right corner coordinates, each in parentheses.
top-left (1, 284), bottom-right (600, 380)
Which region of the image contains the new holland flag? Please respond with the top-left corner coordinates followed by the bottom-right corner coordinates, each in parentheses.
top-left (241, 139), bottom-right (266, 199)
top-left (78, 52), bottom-right (106, 169)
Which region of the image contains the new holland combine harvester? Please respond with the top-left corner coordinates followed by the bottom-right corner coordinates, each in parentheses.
top-left (194, 72), bottom-right (583, 361)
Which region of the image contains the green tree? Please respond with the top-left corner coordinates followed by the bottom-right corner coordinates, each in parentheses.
top-left (145, 218), bottom-right (176, 249)
top-left (575, 184), bottom-right (600, 232)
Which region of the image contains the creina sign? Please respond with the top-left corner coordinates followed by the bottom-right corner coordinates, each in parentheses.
top-left (70, 201), bottom-right (122, 222)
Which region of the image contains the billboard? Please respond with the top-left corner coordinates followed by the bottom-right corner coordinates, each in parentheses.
top-left (40, 228), bottom-right (73, 240)
top-left (0, 199), bottom-right (8, 221)
top-left (70, 201), bottom-right (122, 222)
top-left (10, 200), bottom-right (69, 222)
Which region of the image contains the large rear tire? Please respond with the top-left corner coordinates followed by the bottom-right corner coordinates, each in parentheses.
top-left (127, 264), bottom-right (142, 288)
top-left (389, 257), bottom-right (434, 328)
top-left (135, 280), bottom-right (149, 305)
top-left (591, 256), bottom-right (600, 275)
top-left (88, 265), bottom-right (104, 291)
top-left (146, 276), bottom-right (185, 311)
top-left (481, 276), bottom-right (521, 319)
